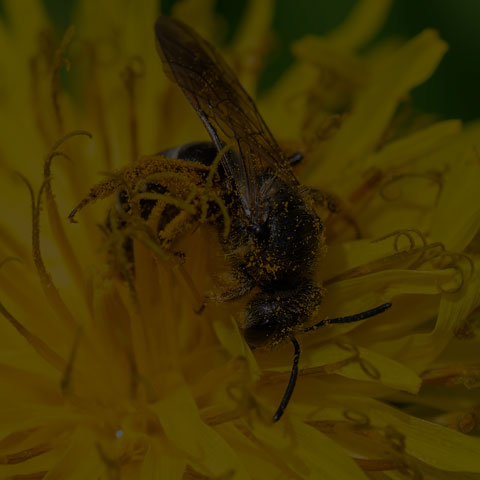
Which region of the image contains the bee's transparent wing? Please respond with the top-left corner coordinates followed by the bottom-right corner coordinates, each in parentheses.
top-left (154, 16), bottom-right (298, 219)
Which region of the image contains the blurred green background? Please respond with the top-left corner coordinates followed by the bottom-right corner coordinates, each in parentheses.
top-left (10, 0), bottom-right (480, 121)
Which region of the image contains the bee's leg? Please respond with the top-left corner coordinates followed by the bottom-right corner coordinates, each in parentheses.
top-left (210, 277), bottom-right (255, 302)
top-left (307, 188), bottom-right (361, 238)
top-left (307, 188), bottom-right (341, 214)
top-left (287, 152), bottom-right (304, 166)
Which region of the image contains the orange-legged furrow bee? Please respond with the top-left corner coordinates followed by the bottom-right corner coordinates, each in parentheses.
top-left (70, 16), bottom-right (391, 421)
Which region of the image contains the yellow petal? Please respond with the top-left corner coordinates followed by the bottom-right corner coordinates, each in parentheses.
top-left (3, 0), bottom-right (48, 53)
top-left (140, 439), bottom-right (185, 480)
top-left (211, 311), bottom-right (260, 378)
top-left (320, 269), bottom-right (449, 319)
top-left (232, 0), bottom-right (275, 93)
top-left (430, 148), bottom-right (480, 250)
top-left (369, 259), bottom-right (480, 372)
top-left (214, 423), bottom-right (286, 478)
top-left (364, 119), bottom-right (462, 172)
top-left (315, 396), bottom-right (480, 473)
top-left (259, 61), bottom-right (319, 140)
top-left (0, 405), bottom-right (80, 441)
top-left (252, 418), bottom-right (370, 479)
top-left (151, 374), bottom-right (250, 479)
top-left (171, 0), bottom-right (217, 43)
top-left (292, 36), bottom-right (365, 85)
top-left (299, 343), bottom-right (421, 393)
top-left (0, 448), bottom-right (60, 479)
top-left (233, 0), bottom-right (274, 52)
top-left (324, 0), bottom-right (393, 51)
top-left (0, 363), bottom-right (60, 406)
top-left (43, 427), bottom-right (105, 479)
top-left (320, 30), bottom-right (448, 180)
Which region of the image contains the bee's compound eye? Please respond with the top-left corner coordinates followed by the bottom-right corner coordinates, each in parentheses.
top-left (244, 318), bottom-right (277, 347)
top-left (244, 279), bottom-right (323, 348)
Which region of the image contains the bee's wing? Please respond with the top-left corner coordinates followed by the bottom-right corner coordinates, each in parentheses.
top-left (154, 16), bottom-right (298, 219)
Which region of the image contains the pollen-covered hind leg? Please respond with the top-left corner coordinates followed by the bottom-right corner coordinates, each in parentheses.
top-left (69, 154), bottom-right (210, 222)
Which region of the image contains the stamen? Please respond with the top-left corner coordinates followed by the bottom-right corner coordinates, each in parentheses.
top-left (43, 131), bottom-right (92, 292)
top-left (0, 300), bottom-right (65, 372)
top-left (206, 143), bottom-right (232, 188)
top-left (172, 262), bottom-right (205, 314)
top-left (184, 465), bottom-right (236, 480)
top-left (82, 39), bottom-right (118, 170)
top-left (383, 425), bottom-right (406, 452)
top-left (408, 242), bottom-right (445, 269)
top-left (96, 443), bottom-right (121, 478)
top-left (343, 409), bottom-right (371, 427)
top-left (434, 253), bottom-right (473, 293)
top-left (0, 257), bottom-right (21, 269)
top-left (30, 29), bottom-right (56, 145)
top-left (358, 357), bottom-right (381, 380)
top-left (122, 56), bottom-right (145, 161)
top-left (60, 326), bottom-right (82, 394)
top-left (348, 167), bottom-right (384, 205)
top-left (134, 192), bottom-right (195, 213)
top-left (69, 172), bottom-right (130, 222)
top-left (0, 224), bottom-right (30, 261)
top-left (215, 383), bottom-right (257, 424)
top-left (30, 55), bottom-right (50, 144)
top-left (104, 171), bottom-right (140, 217)
top-left (380, 171), bottom-right (443, 205)
top-left (372, 228), bottom-right (427, 252)
top-left (206, 191), bottom-right (231, 239)
top-left (137, 170), bottom-right (202, 190)
top-left (398, 463), bottom-right (423, 479)
top-left (51, 26), bottom-right (75, 132)
top-left (0, 443), bottom-right (50, 464)
top-left (353, 457), bottom-right (404, 471)
top-left (199, 143), bottom-right (233, 238)
top-left (422, 363), bottom-right (480, 387)
top-left (129, 228), bottom-right (170, 262)
top-left (457, 412), bottom-right (477, 433)
top-left (17, 174), bottom-right (77, 328)
top-left (325, 231), bottom-right (433, 284)
top-left (157, 208), bottom-right (195, 251)
top-left (49, 130), bottom-right (93, 152)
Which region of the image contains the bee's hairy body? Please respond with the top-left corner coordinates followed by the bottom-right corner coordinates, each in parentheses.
top-left (147, 141), bottom-right (326, 347)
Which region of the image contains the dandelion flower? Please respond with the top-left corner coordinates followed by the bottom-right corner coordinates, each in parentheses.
top-left (1, 1), bottom-right (480, 479)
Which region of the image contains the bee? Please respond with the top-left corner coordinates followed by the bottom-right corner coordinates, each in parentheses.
top-left (153, 17), bottom-right (391, 420)
top-left (71, 16), bottom-right (391, 421)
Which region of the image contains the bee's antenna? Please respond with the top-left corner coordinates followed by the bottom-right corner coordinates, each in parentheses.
top-left (271, 304), bottom-right (391, 421)
top-left (303, 302), bottom-right (392, 333)
top-left (273, 335), bottom-right (300, 422)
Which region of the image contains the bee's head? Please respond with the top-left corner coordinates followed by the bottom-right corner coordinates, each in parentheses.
top-left (243, 279), bottom-right (322, 348)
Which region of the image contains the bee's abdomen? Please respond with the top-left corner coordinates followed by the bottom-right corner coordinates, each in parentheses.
top-left (161, 141), bottom-right (218, 166)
